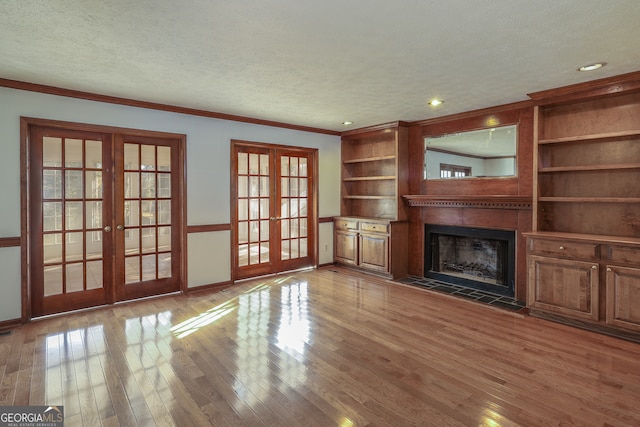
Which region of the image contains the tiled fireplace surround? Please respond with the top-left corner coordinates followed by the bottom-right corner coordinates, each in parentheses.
top-left (404, 195), bottom-right (533, 303)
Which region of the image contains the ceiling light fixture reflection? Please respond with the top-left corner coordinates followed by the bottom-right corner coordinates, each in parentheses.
top-left (428, 99), bottom-right (444, 106)
top-left (578, 62), bottom-right (606, 71)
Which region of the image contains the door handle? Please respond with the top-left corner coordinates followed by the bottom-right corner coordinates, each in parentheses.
top-left (104, 226), bottom-right (112, 232)
top-left (270, 217), bottom-right (282, 221)
top-left (116, 224), bottom-right (124, 231)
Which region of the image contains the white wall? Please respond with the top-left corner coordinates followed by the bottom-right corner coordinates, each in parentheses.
top-left (0, 86), bottom-right (341, 322)
top-left (484, 157), bottom-right (516, 176)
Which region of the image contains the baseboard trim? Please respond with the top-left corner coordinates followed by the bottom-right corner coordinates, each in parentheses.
top-left (186, 280), bottom-right (232, 294)
top-left (0, 317), bottom-right (22, 331)
top-left (529, 309), bottom-right (640, 344)
top-left (318, 262), bottom-right (336, 268)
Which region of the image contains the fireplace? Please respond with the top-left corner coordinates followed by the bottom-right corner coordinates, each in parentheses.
top-left (425, 225), bottom-right (515, 297)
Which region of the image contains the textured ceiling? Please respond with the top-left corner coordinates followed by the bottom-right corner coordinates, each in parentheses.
top-left (1, 0), bottom-right (639, 132)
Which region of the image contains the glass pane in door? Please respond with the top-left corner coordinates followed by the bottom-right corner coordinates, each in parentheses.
top-left (41, 136), bottom-right (105, 296)
top-left (280, 155), bottom-right (309, 261)
top-left (237, 152), bottom-right (270, 267)
top-left (123, 143), bottom-right (172, 284)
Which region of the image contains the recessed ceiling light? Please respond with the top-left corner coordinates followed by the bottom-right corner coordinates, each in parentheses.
top-left (342, 121), bottom-right (353, 125)
top-left (578, 62), bottom-right (606, 72)
top-left (428, 99), bottom-right (444, 107)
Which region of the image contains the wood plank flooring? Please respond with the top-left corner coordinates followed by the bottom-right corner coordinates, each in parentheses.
top-left (2, 266), bottom-right (640, 426)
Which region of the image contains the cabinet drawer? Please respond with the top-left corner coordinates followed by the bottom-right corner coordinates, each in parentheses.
top-left (360, 221), bottom-right (389, 234)
top-left (529, 239), bottom-right (598, 260)
top-left (335, 219), bottom-right (358, 230)
top-left (605, 245), bottom-right (640, 265)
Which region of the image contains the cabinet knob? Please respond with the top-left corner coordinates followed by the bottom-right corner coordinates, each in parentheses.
top-left (559, 246), bottom-right (565, 250)
top-left (591, 265), bottom-right (598, 270)
top-left (607, 267), bottom-right (612, 272)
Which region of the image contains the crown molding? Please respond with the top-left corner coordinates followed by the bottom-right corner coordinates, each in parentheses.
top-left (0, 78), bottom-right (340, 136)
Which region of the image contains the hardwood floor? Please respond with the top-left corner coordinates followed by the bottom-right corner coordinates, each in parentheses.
top-left (2, 267), bottom-right (640, 426)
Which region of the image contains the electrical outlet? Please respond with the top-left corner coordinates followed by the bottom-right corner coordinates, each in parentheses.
top-left (324, 244), bottom-right (328, 251)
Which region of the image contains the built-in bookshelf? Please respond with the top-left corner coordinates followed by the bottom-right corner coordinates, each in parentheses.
top-left (335, 122), bottom-right (409, 278)
top-left (526, 88), bottom-right (640, 339)
top-left (340, 122), bottom-right (408, 220)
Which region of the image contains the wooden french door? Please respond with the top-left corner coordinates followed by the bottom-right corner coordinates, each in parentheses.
top-left (28, 123), bottom-right (184, 317)
top-left (114, 134), bottom-right (182, 302)
top-left (232, 141), bottom-right (316, 280)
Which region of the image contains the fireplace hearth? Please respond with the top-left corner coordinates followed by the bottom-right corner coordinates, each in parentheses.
top-left (425, 225), bottom-right (515, 297)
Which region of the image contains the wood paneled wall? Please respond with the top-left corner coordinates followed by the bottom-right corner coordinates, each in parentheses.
top-left (405, 107), bottom-right (534, 301)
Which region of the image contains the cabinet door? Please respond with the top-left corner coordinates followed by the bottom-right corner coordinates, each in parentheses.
top-left (606, 265), bottom-right (640, 332)
top-left (528, 255), bottom-right (599, 321)
top-left (359, 233), bottom-right (389, 272)
top-left (335, 230), bottom-right (358, 265)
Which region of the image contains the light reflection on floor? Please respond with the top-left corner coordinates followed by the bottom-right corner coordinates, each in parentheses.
top-left (45, 325), bottom-right (107, 409)
top-left (234, 279), bottom-right (310, 408)
top-left (43, 279), bottom-right (313, 419)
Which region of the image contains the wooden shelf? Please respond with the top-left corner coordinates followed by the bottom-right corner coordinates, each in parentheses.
top-left (539, 129), bottom-right (640, 145)
top-left (342, 176), bottom-right (396, 181)
top-left (539, 197), bottom-right (640, 203)
top-left (524, 231), bottom-right (640, 246)
top-left (343, 155), bottom-right (396, 164)
top-left (539, 163), bottom-right (640, 173)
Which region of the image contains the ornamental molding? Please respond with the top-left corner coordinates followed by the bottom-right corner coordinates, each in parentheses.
top-left (402, 195), bottom-right (532, 210)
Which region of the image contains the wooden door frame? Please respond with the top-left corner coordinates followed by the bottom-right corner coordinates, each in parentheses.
top-left (20, 117), bottom-right (188, 321)
top-left (230, 139), bottom-right (319, 282)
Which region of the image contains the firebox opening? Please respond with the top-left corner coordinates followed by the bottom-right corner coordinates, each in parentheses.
top-left (425, 225), bottom-right (515, 297)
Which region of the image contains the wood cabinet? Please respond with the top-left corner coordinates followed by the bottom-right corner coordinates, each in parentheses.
top-left (527, 236), bottom-right (599, 321)
top-left (334, 122), bottom-right (409, 278)
top-left (526, 233), bottom-right (640, 335)
top-left (334, 218), bottom-right (358, 265)
top-left (604, 244), bottom-right (640, 333)
top-left (334, 217), bottom-right (407, 278)
top-left (526, 83), bottom-right (640, 339)
top-left (606, 265), bottom-right (640, 332)
top-left (359, 232), bottom-right (388, 272)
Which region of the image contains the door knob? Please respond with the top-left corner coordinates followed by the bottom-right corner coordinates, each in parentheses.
top-left (116, 224), bottom-right (124, 231)
top-left (104, 226), bottom-right (112, 232)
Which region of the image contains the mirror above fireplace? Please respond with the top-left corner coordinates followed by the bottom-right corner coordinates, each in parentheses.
top-left (424, 124), bottom-right (517, 179)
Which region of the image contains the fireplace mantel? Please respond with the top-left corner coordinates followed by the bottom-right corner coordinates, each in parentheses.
top-left (402, 195), bottom-right (532, 210)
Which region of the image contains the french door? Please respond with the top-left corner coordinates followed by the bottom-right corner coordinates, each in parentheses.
top-left (28, 123), bottom-right (184, 317)
top-left (232, 141), bottom-right (316, 280)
